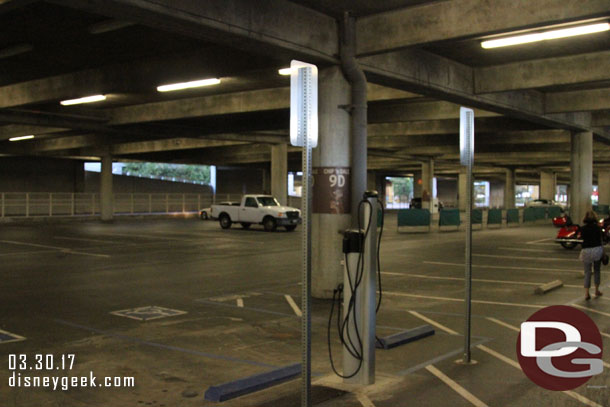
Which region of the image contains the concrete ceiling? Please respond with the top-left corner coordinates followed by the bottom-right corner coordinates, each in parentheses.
top-left (1, 0), bottom-right (610, 180)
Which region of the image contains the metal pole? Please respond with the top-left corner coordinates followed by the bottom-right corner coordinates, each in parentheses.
top-left (1, 193), bottom-right (4, 218)
top-left (463, 165), bottom-right (473, 363)
top-left (49, 193), bottom-right (53, 216)
top-left (71, 193), bottom-right (75, 216)
top-left (460, 107), bottom-right (474, 364)
top-left (301, 128), bottom-right (312, 407)
top-left (25, 193), bottom-right (29, 217)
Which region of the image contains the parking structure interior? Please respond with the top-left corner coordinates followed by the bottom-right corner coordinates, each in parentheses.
top-left (1, 1), bottom-right (610, 406)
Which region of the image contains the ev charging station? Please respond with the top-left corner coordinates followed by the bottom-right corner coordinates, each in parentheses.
top-left (341, 191), bottom-right (379, 385)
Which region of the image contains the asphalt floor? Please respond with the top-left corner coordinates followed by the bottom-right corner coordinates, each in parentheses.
top-left (0, 214), bottom-right (609, 406)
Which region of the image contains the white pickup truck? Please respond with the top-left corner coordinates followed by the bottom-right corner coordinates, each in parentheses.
top-left (211, 195), bottom-right (301, 231)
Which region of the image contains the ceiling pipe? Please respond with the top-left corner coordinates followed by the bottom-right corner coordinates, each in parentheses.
top-left (340, 12), bottom-right (368, 226)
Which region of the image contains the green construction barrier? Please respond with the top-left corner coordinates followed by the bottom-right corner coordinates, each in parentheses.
top-left (523, 207), bottom-right (536, 223)
top-left (533, 207), bottom-right (546, 220)
top-left (547, 206), bottom-right (563, 219)
top-left (439, 209), bottom-right (460, 227)
top-left (472, 209), bottom-right (483, 225)
top-left (507, 209), bottom-right (520, 224)
top-left (487, 209), bottom-right (502, 225)
top-left (397, 209), bottom-right (430, 227)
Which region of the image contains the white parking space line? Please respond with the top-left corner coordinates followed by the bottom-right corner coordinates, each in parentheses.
top-left (385, 291), bottom-right (545, 309)
top-left (473, 254), bottom-right (580, 263)
top-left (236, 298), bottom-right (244, 308)
top-left (409, 311), bottom-right (603, 407)
top-left (382, 272), bottom-right (581, 289)
top-left (424, 261), bottom-right (581, 274)
top-left (526, 237), bottom-right (555, 244)
top-left (571, 304), bottom-right (610, 318)
top-left (499, 247), bottom-right (567, 254)
top-left (409, 310), bottom-right (459, 335)
top-left (486, 317), bottom-right (519, 332)
top-left (425, 365), bottom-right (489, 407)
top-left (487, 317), bottom-right (610, 369)
top-left (0, 249), bottom-right (57, 257)
top-left (0, 240), bottom-right (110, 258)
top-left (284, 295), bottom-right (302, 317)
top-left (54, 236), bottom-right (118, 244)
top-left (476, 345), bottom-right (603, 407)
top-left (355, 393), bottom-right (376, 407)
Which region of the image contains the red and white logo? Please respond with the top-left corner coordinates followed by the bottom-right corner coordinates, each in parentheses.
top-left (517, 305), bottom-right (604, 391)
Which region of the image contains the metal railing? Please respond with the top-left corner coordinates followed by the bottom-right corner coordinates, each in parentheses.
top-left (0, 192), bottom-right (217, 218)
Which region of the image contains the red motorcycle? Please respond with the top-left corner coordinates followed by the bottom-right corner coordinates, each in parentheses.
top-left (554, 215), bottom-right (610, 249)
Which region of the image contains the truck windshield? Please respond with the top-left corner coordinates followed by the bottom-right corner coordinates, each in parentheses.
top-left (257, 197), bottom-right (280, 206)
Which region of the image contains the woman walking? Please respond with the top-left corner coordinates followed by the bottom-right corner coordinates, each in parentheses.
top-left (580, 210), bottom-right (604, 300)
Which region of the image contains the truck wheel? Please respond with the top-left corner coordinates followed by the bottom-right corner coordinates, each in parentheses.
top-left (263, 217), bottom-right (277, 232)
top-left (285, 225), bottom-right (297, 232)
top-left (219, 214), bottom-right (232, 229)
top-left (240, 222), bottom-right (251, 229)
top-left (200, 211), bottom-right (208, 220)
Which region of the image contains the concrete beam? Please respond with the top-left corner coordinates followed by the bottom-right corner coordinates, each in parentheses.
top-left (368, 117), bottom-right (549, 137)
top-left (55, 0), bottom-right (338, 62)
top-left (112, 138), bottom-right (246, 155)
top-left (359, 49), bottom-right (591, 133)
top-left (593, 111), bottom-right (610, 127)
top-left (476, 51), bottom-right (610, 93)
top-left (108, 88), bottom-right (289, 125)
top-left (369, 100), bottom-right (498, 123)
top-left (368, 130), bottom-right (568, 149)
top-left (356, 0), bottom-right (610, 55)
top-left (546, 88), bottom-right (610, 114)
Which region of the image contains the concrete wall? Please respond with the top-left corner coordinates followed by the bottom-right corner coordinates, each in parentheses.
top-left (84, 172), bottom-right (213, 194)
top-left (215, 167), bottom-right (264, 195)
top-left (0, 156), bottom-right (85, 192)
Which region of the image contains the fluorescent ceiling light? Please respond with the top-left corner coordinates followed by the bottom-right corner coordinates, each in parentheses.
top-left (156, 78), bottom-right (221, 92)
top-left (9, 135), bottom-right (35, 142)
top-left (481, 22), bottom-right (610, 49)
top-left (278, 67), bottom-right (292, 76)
top-left (60, 95), bottom-right (107, 106)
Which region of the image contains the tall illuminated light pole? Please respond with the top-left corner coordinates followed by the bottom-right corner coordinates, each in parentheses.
top-left (289, 60), bottom-right (318, 407)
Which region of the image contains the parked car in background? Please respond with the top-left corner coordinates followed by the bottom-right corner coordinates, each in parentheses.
top-left (525, 199), bottom-right (566, 210)
top-left (211, 195), bottom-right (301, 231)
top-left (200, 202), bottom-right (237, 220)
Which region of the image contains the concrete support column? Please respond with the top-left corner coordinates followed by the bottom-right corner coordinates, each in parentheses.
top-left (271, 144), bottom-right (287, 205)
top-left (312, 66), bottom-right (352, 299)
top-left (421, 160), bottom-right (434, 211)
top-left (598, 170), bottom-right (610, 206)
top-left (504, 168), bottom-right (516, 209)
top-left (458, 168), bottom-right (468, 211)
top-left (367, 171), bottom-right (376, 191)
top-left (261, 167), bottom-right (270, 195)
top-left (540, 171), bottom-right (556, 201)
top-left (100, 154), bottom-right (113, 221)
top-left (570, 132), bottom-right (593, 223)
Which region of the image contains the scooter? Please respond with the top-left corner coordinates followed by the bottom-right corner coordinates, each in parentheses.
top-left (555, 215), bottom-right (610, 249)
